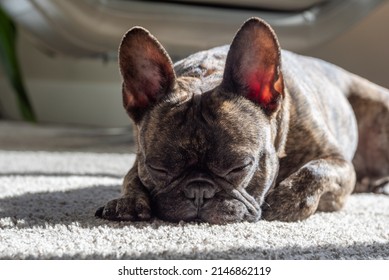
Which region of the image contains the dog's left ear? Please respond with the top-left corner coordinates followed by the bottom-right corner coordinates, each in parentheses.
top-left (221, 18), bottom-right (284, 115)
top-left (119, 27), bottom-right (176, 122)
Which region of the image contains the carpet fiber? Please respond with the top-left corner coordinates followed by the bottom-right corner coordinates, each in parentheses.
top-left (1, 150), bottom-right (388, 259)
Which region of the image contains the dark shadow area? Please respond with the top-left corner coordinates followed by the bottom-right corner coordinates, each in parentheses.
top-left (0, 173), bottom-right (121, 228)
top-left (0, 172), bottom-right (122, 179)
top-left (0, 172), bottom-right (179, 230)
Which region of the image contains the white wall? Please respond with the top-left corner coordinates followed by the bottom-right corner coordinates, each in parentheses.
top-left (303, 1), bottom-right (389, 89)
top-left (0, 31), bottom-right (129, 127)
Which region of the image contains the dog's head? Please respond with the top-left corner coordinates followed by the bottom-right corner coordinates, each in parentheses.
top-left (119, 18), bottom-right (286, 224)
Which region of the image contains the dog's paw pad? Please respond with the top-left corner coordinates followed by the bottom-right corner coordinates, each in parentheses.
top-left (95, 206), bottom-right (104, 218)
top-left (96, 196), bottom-right (151, 221)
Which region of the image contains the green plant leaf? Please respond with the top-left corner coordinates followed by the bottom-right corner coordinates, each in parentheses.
top-left (0, 6), bottom-right (36, 122)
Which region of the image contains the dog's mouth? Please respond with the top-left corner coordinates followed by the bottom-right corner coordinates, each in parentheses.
top-left (151, 181), bottom-right (261, 224)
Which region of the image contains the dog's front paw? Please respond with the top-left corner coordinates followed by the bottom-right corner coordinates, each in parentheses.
top-left (95, 195), bottom-right (151, 221)
top-left (262, 179), bottom-right (320, 222)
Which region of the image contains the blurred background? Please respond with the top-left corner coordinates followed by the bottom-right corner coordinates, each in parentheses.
top-left (0, 0), bottom-right (388, 152)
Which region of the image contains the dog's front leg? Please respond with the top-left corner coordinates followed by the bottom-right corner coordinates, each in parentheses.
top-left (95, 161), bottom-right (151, 221)
top-left (262, 155), bottom-right (356, 222)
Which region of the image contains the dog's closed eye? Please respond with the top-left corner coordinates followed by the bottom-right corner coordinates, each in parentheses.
top-left (147, 163), bottom-right (168, 176)
top-left (227, 161), bottom-right (253, 175)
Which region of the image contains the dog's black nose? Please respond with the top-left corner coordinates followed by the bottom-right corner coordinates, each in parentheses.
top-left (184, 183), bottom-right (216, 207)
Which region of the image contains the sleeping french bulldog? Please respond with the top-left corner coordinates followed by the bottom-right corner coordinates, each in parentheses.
top-left (96, 17), bottom-right (389, 224)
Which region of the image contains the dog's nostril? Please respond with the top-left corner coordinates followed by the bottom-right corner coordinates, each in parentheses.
top-left (184, 185), bottom-right (216, 207)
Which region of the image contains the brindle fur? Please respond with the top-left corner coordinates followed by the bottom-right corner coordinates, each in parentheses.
top-left (96, 18), bottom-right (389, 224)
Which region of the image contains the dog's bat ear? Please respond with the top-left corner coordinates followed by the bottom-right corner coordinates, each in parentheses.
top-left (119, 27), bottom-right (176, 122)
top-left (221, 18), bottom-right (284, 115)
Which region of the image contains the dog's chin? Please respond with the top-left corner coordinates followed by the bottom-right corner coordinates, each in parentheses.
top-left (153, 194), bottom-right (261, 224)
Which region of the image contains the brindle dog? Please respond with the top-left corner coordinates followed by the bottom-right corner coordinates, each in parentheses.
top-left (96, 18), bottom-right (389, 224)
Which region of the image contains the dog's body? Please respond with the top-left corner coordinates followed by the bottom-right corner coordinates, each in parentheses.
top-left (96, 18), bottom-right (389, 224)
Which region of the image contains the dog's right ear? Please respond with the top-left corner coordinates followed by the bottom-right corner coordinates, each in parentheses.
top-left (119, 27), bottom-right (176, 122)
top-left (220, 18), bottom-right (284, 115)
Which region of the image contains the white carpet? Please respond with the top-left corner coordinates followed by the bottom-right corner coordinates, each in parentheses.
top-left (0, 150), bottom-right (388, 259)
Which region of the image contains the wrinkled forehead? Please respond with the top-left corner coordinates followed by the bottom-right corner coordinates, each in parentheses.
top-left (139, 84), bottom-right (267, 158)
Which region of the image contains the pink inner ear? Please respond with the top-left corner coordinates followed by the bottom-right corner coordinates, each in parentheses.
top-left (122, 54), bottom-right (167, 109)
top-left (247, 69), bottom-right (275, 106)
top-left (123, 86), bottom-right (149, 109)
